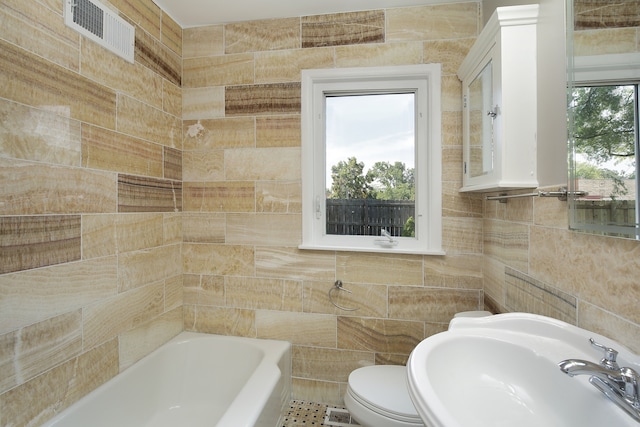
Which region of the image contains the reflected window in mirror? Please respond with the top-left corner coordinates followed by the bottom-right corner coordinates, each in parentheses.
top-left (300, 65), bottom-right (443, 255)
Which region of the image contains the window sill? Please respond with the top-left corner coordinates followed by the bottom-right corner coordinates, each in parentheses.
top-left (298, 244), bottom-right (445, 256)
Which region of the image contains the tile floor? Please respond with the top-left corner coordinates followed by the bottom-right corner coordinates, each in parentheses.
top-left (281, 400), bottom-right (360, 426)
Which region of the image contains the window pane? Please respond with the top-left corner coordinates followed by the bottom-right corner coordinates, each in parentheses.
top-left (325, 93), bottom-right (416, 237)
top-left (570, 84), bottom-right (638, 237)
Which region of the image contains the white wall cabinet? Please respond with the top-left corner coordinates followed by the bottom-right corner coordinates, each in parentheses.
top-left (458, 4), bottom-right (566, 192)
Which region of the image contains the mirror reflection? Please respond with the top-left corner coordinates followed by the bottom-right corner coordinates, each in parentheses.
top-left (568, 0), bottom-right (640, 239)
top-left (468, 61), bottom-right (494, 178)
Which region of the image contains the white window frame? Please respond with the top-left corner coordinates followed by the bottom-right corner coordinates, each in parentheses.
top-left (300, 64), bottom-right (444, 255)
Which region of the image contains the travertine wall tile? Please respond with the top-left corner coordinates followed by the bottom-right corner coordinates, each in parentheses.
top-left (386, 3), bottom-right (479, 42)
top-left (483, 219), bottom-right (529, 271)
top-left (293, 346), bottom-right (374, 382)
top-left (225, 83), bottom-right (301, 116)
top-left (226, 276), bottom-right (302, 311)
top-left (182, 150), bottom-right (224, 181)
top-left (183, 25), bottom-right (224, 58)
top-left (443, 217), bottom-right (483, 254)
top-left (256, 116), bottom-right (301, 148)
top-left (163, 146), bottom-right (182, 180)
top-left (163, 213), bottom-right (183, 245)
top-left (183, 243), bottom-right (255, 276)
top-left (110, 0), bottom-right (162, 40)
top-left (118, 175), bottom-right (182, 213)
top-left (256, 181), bottom-right (302, 213)
top-left (118, 244), bottom-right (181, 292)
top-left (183, 274), bottom-right (225, 306)
top-left (227, 213), bottom-right (302, 246)
top-left (0, 215), bottom-right (81, 274)
top-left (336, 252), bottom-right (423, 286)
top-left (183, 53), bottom-right (254, 88)
top-left (255, 48), bottom-right (334, 83)
top-left (162, 80), bottom-right (182, 117)
top-left (225, 147), bottom-right (301, 180)
top-left (423, 38), bottom-right (475, 75)
top-left (116, 95), bottom-right (182, 149)
top-left (335, 42), bottom-right (423, 68)
top-left (578, 301), bottom-right (640, 354)
top-left (225, 18), bottom-right (301, 54)
top-left (183, 213), bottom-right (226, 243)
top-left (183, 87), bottom-right (225, 120)
top-left (423, 254), bottom-right (483, 289)
top-left (82, 124), bottom-right (164, 177)
top-left (302, 10), bottom-right (385, 48)
top-left (183, 117), bottom-right (255, 150)
top-left (573, 28), bottom-right (637, 55)
top-left (184, 305), bottom-right (256, 337)
top-left (0, 99), bottom-right (82, 166)
top-left (183, 181), bottom-right (255, 212)
top-left (303, 280), bottom-right (387, 317)
top-left (255, 247), bottom-right (335, 281)
top-left (337, 317), bottom-right (423, 354)
top-left (388, 286), bottom-right (482, 323)
top-left (256, 311), bottom-right (336, 346)
top-left (161, 11), bottom-right (182, 56)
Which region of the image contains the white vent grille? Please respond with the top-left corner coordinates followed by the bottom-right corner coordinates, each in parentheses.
top-left (65, 0), bottom-right (135, 63)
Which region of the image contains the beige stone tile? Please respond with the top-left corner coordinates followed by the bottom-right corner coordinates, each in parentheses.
top-left (303, 280), bottom-right (387, 317)
top-left (483, 219), bottom-right (529, 271)
top-left (255, 48), bottom-right (334, 83)
top-left (388, 286), bottom-right (482, 323)
top-left (335, 42), bottom-right (423, 68)
top-left (424, 38), bottom-right (476, 75)
top-left (442, 217), bottom-right (483, 254)
top-left (83, 281), bottom-right (164, 349)
top-left (226, 148), bottom-right (301, 181)
top-left (0, 99), bottom-right (82, 166)
top-left (442, 181), bottom-right (484, 218)
top-left (442, 74), bottom-right (463, 112)
top-left (0, 310), bottom-right (82, 394)
top-left (0, 39), bottom-right (116, 129)
top-left (81, 40), bottom-right (163, 110)
top-left (82, 214), bottom-right (117, 259)
top-left (503, 192), bottom-right (534, 223)
top-left (182, 86), bottom-right (225, 120)
top-left (386, 3), bottom-right (479, 42)
top-left (165, 274), bottom-right (183, 311)
top-left (183, 181), bottom-right (255, 213)
top-left (0, 339), bottom-right (118, 427)
top-left (578, 301), bottom-right (640, 354)
top-left (442, 110), bottom-right (463, 146)
top-left (302, 10), bottom-right (384, 48)
top-left (226, 276), bottom-right (303, 312)
top-left (293, 346), bottom-right (374, 382)
top-left (183, 25), bottom-right (224, 58)
top-left (256, 311), bottom-right (336, 346)
top-left (337, 316), bottom-right (423, 354)
top-left (225, 82), bottom-right (301, 116)
top-left (117, 175), bottom-right (182, 213)
top-left (134, 28), bottom-right (182, 87)
top-left (163, 146), bottom-right (182, 181)
top-left (336, 252), bottom-right (423, 286)
top-left (256, 115), bottom-right (301, 148)
top-left (530, 227), bottom-right (640, 325)
top-left (183, 54), bottom-right (254, 88)
top-left (534, 195), bottom-right (568, 228)
top-left (118, 307), bottom-right (182, 370)
top-left (442, 146), bottom-right (463, 182)
top-left (182, 243), bottom-right (255, 276)
top-left (0, 215), bottom-right (81, 275)
top-left (423, 254), bottom-right (483, 289)
top-left (292, 377), bottom-right (343, 406)
top-left (183, 274), bottom-right (225, 306)
top-left (183, 117), bottom-right (255, 150)
top-left (256, 181), bottom-right (302, 213)
top-left (184, 305), bottom-right (256, 337)
top-left (118, 244), bottom-right (181, 292)
top-left (0, 257), bottom-right (117, 334)
top-left (163, 213), bottom-right (182, 246)
top-left (0, 0), bottom-right (80, 71)
top-left (182, 149), bottom-right (224, 181)
top-left (574, 28), bottom-right (637, 56)
top-left (225, 17), bottom-right (301, 54)
top-left (483, 256), bottom-right (507, 311)
top-left (504, 267), bottom-right (577, 325)
top-left (161, 11), bottom-right (182, 56)
top-left (255, 247), bottom-right (335, 281)
top-left (162, 80), bottom-right (182, 118)
top-left (183, 213), bottom-right (226, 243)
top-left (82, 124), bottom-right (164, 177)
top-left (117, 95), bottom-right (182, 149)
top-left (227, 213), bottom-right (301, 246)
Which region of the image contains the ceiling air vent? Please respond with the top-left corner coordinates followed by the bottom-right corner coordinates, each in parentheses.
top-left (64, 0), bottom-right (135, 63)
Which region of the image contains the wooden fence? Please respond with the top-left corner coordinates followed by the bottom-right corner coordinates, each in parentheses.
top-left (325, 199), bottom-right (415, 236)
top-left (574, 200), bottom-right (636, 226)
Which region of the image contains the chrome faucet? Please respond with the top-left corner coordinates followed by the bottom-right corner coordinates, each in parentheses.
top-left (559, 338), bottom-right (640, 422)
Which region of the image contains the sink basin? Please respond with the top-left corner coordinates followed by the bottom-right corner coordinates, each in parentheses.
top-left (406, 313), bottom-right (640, 427)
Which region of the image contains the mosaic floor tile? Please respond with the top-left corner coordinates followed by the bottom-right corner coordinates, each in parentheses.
top-left (281, 401), bottom-right (360, 426)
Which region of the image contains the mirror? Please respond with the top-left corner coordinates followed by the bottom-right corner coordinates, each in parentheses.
top-left (568, 0), bottom-right (640, 239)
top-left (468, 61), bottom-right (494, 178)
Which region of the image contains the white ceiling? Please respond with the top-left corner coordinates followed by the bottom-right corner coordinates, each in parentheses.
top-left (153, 0), bottom-right (467, 28)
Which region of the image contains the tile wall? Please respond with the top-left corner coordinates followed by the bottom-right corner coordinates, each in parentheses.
top-left (0, 0), bottom-right (184, 425)
top-left (180, 2), bottom-right (486, 405)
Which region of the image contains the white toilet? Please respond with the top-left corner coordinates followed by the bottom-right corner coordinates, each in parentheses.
top-left (344, 311), bottom-right (492, 427)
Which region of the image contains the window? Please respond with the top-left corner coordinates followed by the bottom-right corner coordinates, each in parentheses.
top-left (569, 53), bottom-right (640, 239)
top-left (300, 65), bottom-right (443, 254)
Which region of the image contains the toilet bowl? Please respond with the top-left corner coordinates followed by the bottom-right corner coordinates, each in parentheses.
top-left (344, 311), bottom-right (493, 427)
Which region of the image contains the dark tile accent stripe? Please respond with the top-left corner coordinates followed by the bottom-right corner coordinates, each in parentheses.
top-left (302, 10), bottom-right (385, 48)
top-left (163, 147), bottom-right (182, 181)
top-left (0, 40), bottom-right (116, 129)
top-left (574, 0), bottom-right (640, 30)
top-left (118, 174), bottom-right (182, 212)
top-left (225, 83), bottom-right (301, 116)
top-left (0, 216), bottom-right (81, 274)
top-left (505, 267), bottom-right (577, 324)
top-left (135, 30), bottom-right (182, 86)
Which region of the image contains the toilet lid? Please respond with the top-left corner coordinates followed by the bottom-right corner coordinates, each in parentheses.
top-left (348, 365), bottom-right (422, 422)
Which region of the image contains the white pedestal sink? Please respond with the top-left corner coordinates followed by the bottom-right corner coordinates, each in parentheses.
top-left (406, 313), bottom-right (640, 427)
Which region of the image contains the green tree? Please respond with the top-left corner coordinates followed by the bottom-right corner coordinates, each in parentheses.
top-left (571, 85), bottom-right (635, 164)
top-left (328, 157), bottom-right (372, 199)
top-left (366, 161), bottom-right (415, 200)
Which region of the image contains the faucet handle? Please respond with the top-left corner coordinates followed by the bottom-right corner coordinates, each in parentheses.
top-left (590, 338), bottom-right (619, 370)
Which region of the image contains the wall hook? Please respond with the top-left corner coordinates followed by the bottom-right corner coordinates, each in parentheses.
top-left (328, 280), bottom-right (359, 311)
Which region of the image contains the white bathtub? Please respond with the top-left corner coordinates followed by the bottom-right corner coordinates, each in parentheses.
top-left (41, 332), bottom-right (291, 427)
